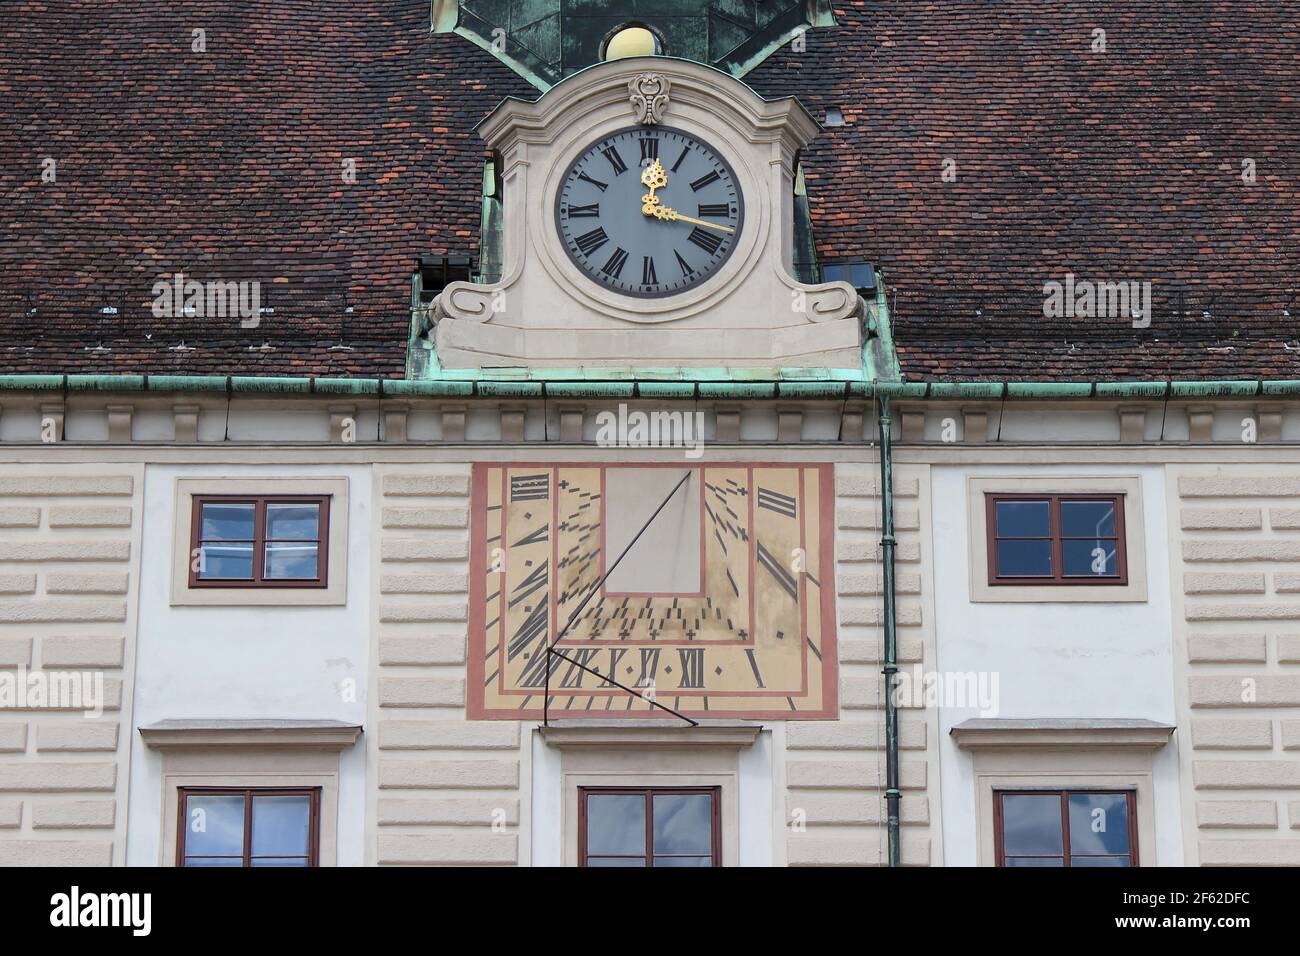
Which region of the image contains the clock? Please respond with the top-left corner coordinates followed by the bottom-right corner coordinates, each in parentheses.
top-left (554, 126), bottom-right (744, 297)
top-left (467, 463), bottom-right (839, 720)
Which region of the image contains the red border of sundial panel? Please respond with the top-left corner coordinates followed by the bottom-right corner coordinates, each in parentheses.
top-left (466, 462), bottom-right (840, 721)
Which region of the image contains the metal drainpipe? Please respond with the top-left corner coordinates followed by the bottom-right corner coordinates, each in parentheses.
top-left (877, 394), bottom-right (902, 867)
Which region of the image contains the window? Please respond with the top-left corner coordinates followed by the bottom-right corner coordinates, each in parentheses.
top-left (986, 493), bottom-right (1127, 585)
top-left (177, 788), bottom-right (321, 867)
top-left (579, 787), bottom-right (719, 867)
top-left (995, 790), bottom-right (1137, 867)
top-left (189, 495), bottom-right (328, 588)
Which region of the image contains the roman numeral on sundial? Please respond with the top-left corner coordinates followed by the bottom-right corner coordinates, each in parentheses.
top-left (678, 648), bottom-right (705, 689)
top-left (757, 486), bottom-right (798, 518)
top-left (510, 473), bottom-right (550, 501)
top-left (756, 541), bottom-right (799, 603)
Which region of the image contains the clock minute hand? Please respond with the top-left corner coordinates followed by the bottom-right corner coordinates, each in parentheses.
top-left (644, 202), bottom-right (735, 235)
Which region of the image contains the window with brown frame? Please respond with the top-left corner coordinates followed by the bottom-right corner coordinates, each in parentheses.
top-left (189, 495), bottom-right (329, 588)
top-left (986, 493), bottom-right (1127, 585)
top-left (995, 790), bottom-right (1137, 867)
top-left (177, 787), bottom-right (321, 867)
top-left (579, 787), bottom-right (720, 867)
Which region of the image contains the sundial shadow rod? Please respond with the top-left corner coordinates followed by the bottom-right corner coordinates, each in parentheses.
top-left (544, 469), bottom-right (694, 727)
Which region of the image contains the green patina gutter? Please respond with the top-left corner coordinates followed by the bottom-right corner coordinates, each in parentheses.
top-left (3, 375), bottom-right (1298, 399)
top-left (877, 394), bottom-right (902, 867)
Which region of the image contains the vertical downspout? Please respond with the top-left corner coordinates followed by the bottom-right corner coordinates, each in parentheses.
top-left (877, 394), bottom-right (902, 866)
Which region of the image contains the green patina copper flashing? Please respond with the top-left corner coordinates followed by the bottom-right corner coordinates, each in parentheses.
top-left (1094, 382), bottom-right (1170, 399)
top-left (545, 382), bottom-right (635, 399)
top-left (66, 374), bottom-right (146, 392)
top-left (230, 376), bottom-right (312, 394)
top-left (0, 374), bottom-right (63, 391)
top-left (474, 381), bottom-right (545, 399)
top-left (698, 382), bottom-right (775, 399)
top-left (434, 1), bottom-right (837, 93)
top-left (1, 374), bottom-right (1298, 400)
top-left (927, 382), bottom-right (1004, 401)
top-left (312, 378), bottom-right (382, 396)
top-left (777, 382), bottom-right (848, 400)
top-left (636, 382), bottom-right (696, 400)
top-left (1170, 381), bottom-right (1263, 399)
top-left (1006, 383), bottom-right (1094, 399)
top-left (382, 380), bottom-right (475, 398)
top-left (146, 375), bottom-right (228, 392)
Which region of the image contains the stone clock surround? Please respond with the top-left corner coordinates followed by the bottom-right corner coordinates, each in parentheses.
top-left (432, 57), bottom-right (866, 368)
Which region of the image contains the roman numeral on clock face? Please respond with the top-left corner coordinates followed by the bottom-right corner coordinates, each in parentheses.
top-left (687, 227), bottom-right (723, 256)
top-left (690, 169), bottom-right (721, 191)
top-left (698, 203), bottom-right (730, 218)
top-left (567, 203), bottom-right (599, 218)
top-left (574, 227), bottom-right (608, 256)
top-left (642, 256), bottom-right (657, 286)
top-left (577, 172), bottom-right (608, 192)
top-left (640, 137), bottom-right (658, 163)
top-left (601, 247), bottom-right (629, 279)
top-left (675, 250), bottom-right (694, 276)
top-left (602, 146), bottom-right (627, 175)
top-left (671, 145), bottom-right (690, 173)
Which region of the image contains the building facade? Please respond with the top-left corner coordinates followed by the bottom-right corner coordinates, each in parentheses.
top-left (0, 2), bottom-right (1297, 868)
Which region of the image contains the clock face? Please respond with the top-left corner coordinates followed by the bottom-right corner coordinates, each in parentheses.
top-left (467, 463), bottom-right (839, 720)
top-left (555, 126), bottom-right (744, 298)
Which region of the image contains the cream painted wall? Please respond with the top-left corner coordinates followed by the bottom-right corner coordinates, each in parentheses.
top-left (125, 464), bottom-right (371, 866)
top-left (930, 463), bottom-right (1185, 866)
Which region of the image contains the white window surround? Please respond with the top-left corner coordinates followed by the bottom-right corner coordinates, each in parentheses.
top-left (169, 476), bottom-right (349, 606)
top-left (951, 718), bottom-right (1173, 867)
top-left (538, 723), bottom-right (763, 867)
top-left (141, 719), bottom-right (362, 867)
top-left (966, 474), bottom-right (1148, 603)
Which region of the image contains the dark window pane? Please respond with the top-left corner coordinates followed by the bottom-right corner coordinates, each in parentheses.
top-left (252, 795), bottom-right (311, 857)
top-left (197, 541), bottom-right (254, 579)
top-left (183, 795), bottom-right (245, 857)
top-left (586, 857), bottom-right (646, 867)
top-left (1062, 539), bottom-right (1119, 577)
top-left (653, 856), bottom-right (713, 867)
top-left (266, 503), bottom-right (320, 540)
top-left (183, 857), bottom-right (244, 867)
top-left (1001, 795), bottom-right (1063, 855)
top-left (586, 794), bottom-right (646, 855)
top-left (200, 502), bottom-right (255, 540)
top-left (264, 541), bottom-right (319, 579)
top-left (996, 539), bottom-right (1052, 576)
top-left (1061, 500), bottom-right (1116, 538)
top-left (1004, 857), bottom-right (1065, 867)
top-left (995, 500), bottom-right (1049, 537)
top-left (652, 793), bottom-right (712, 855)
top-left (1069, 793), bottom-right (1131, 855)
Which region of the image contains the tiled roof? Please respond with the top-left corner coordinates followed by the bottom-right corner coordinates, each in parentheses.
top-left (1, 2), bottom-right (1297, 382)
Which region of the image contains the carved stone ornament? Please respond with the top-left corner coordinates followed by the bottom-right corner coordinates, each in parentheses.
top-left (628, 72), bottom-right (670, 125)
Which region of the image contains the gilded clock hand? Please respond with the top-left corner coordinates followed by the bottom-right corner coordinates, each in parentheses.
top-left (640, 158), bottom-right (667, 214)
top-left (644, 203), bottom-right (736, 235)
